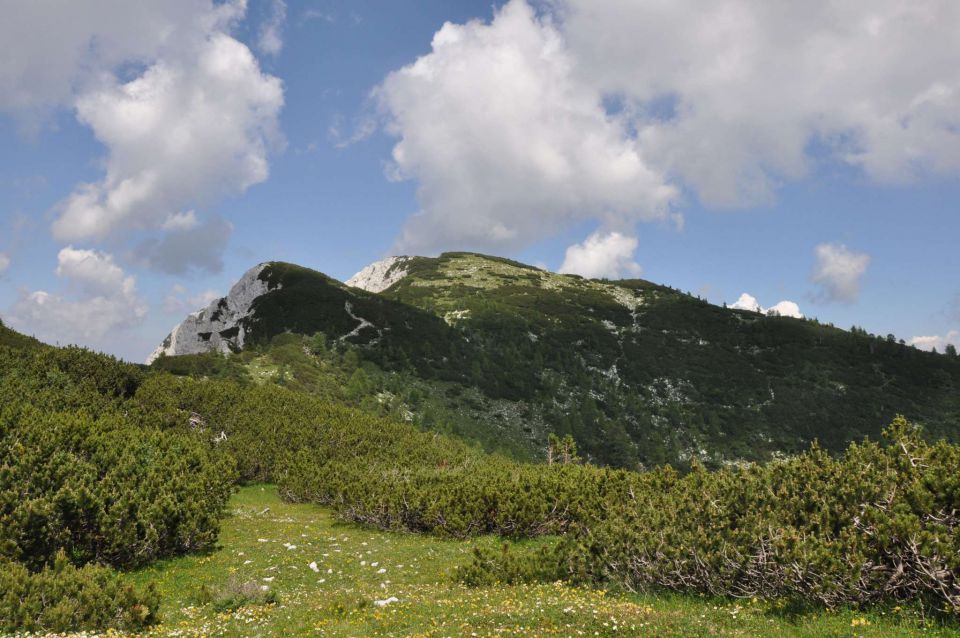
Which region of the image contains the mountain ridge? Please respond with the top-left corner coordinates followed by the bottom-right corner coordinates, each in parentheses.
top-left (148, 251), bottom-right (960, 469)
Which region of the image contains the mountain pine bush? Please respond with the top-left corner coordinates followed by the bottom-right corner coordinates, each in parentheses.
top-left (0, 339), bottom-right (234, 631)
top-left (0, 553), bottom-right (158, 633)
top-left (462, 418), bottom-right (960, 613)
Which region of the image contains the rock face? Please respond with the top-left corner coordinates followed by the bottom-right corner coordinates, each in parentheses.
top-left (346, 256), bottom-right (411, 293)
top-left (146, 264), bottom-right (278, 364)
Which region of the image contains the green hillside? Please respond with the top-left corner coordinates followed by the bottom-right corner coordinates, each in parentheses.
top-left (156, 253), bottom-right (960, 470)
top-left (378, 252), bottom-right (960, 466)
top-left (4, 321), bottom-right (960, 634)
top-left (0, 317), bottom-right (41, 350)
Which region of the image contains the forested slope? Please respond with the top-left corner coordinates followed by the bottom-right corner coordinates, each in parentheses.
top-left (153, 253), bottom-right (960, 469)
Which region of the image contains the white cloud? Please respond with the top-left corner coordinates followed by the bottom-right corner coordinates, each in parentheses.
top-left (910, 330), bottom-right (960, 353)
top-left (8, 247), bottom-right (146, 344)
top-left (766, 300), bottom-right (803, 319)
top-left (0, 2), bottom-right (182, 114)
top-left (811, 243), bottom-right (871, 304)
top-left (0, 253), bottom-right (9, 274)
top-left (730, 293), bottom-right (762, 313)
top-left (0, 1), bottom-right (283, 273)
top-left (52, 32), bottom-right (283, 245)
top-left (161, 211), bottom-right (200, 232)
top-left (374, 0), bottom-right (960, 253)
top-left (257, 0), bottom-right (287, 56)
top-left (554, 0), bottom-right (960, 205)
top-left (375, 0), bottom-right (677, 254)
top-left (55, 246), bottom-right (135, 297)
top-left (558, 231), bottom-right (642, 279)
top-left (162, 284), bottom-right (220, 315)
top-left (729, 292), bottom-right (803, 318)
top-left (0, 1), bottom-right (246, 124)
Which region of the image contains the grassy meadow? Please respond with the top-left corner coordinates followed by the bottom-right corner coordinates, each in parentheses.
top-left (11, 485), bottom-right (947, 638)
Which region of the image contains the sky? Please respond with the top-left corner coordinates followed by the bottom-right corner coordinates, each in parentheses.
top-left (0, 0), bottom-right (958, 362)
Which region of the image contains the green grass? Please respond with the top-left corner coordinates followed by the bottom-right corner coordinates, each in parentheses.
top-left (247, 355), bottom-right (281, 384)
top-left (74, 486), bottom-right (958, 637)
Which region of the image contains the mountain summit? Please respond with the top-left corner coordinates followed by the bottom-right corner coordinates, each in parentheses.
top-left (150, 252), bottom-right (960, 469)
top-left (346, 256), bottom-right (414, 293)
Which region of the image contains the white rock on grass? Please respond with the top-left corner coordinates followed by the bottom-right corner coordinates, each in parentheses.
top-left (374, 596), bottom-right (399, 607)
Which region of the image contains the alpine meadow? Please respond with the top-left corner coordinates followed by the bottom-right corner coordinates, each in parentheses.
top-left (3, 1), bottom-right (960, 637)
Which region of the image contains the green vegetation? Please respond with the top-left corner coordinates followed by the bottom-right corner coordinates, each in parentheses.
top-left (381, 253), bottom-right (960, 468)
top-left (4, 286), bottom-right (960, 636)
top-left (119, 486), bottom-right (959, 638)
top-left (0, 555), bottom-right (158, 633)
top-left (464, 418), bottom-right (960, 612)
top-left (138, 356), bottom-right (960, 614)
top-left (152, 331), bottom-right (546, 460)
top-left (158, 254), bottom-right (960, 470)
top-left (0, 323), bottom-right (234, 630)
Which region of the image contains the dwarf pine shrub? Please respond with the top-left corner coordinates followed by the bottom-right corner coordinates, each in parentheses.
top-left (0, 341), bottom-right (236, 633)
top-left (458, 418), bottom-right (960, 614)
top-left (0, 553), bottom-right (159, 633)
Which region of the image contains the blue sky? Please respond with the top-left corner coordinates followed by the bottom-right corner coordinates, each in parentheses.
top-left (0, 0), bottom-right (958, 361)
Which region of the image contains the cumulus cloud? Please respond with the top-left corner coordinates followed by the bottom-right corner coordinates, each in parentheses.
top-left (374, 0), bottom-right (960, 252)
top-left (52, 32), bottom-right (283, 244)
top-left (730, 293), bottom-right (763, 313)
top-left (558, 232), bottom-right (642, 279)
top-left (811, 243), bottom-right (871, 304)
top-left (729, 292), bottom-right (803, 318)
top-left (375, 0), bottom-right (677, 254)
top-left (161, 211), bottom-right (200, 232)
top-left (0, 1), bottom-right (231, 119)
top-left (7, 247), bottom-right (146, 344)
top-left (0, 253), bottom-right (9, 274)
top-left (766, 300), bottom-right (804, 319)
top-left (554, 0), bottom-right (960, 205)
top-left (909, 330), bottom-right (960, 353)
top-left (0, 1), bottom-right (283, 273)
top-left (257, 0), bottom-right (287, 56)
top-left (162, 284), bottom-right (220, 315)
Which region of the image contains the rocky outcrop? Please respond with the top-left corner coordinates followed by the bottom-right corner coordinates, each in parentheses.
top-left (146, 264), bottom-right (278, 364)
top-left (346, 256), bottom-right (411, 293)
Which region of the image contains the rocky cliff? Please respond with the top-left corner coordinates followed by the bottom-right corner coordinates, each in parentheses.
top-left (146, 264), bottom-right (279, 364)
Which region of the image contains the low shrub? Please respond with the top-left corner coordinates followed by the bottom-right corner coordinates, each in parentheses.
top-left (458, 418), bottom-right (960, 614)
top-left (457, 543), bottom-right (563, 587)
top-left (0, 344), bottom-right (237, 573)
top-left (0, 404), bottom-right (236, 570)
top-left (0, 552), bottom-right (158, 633)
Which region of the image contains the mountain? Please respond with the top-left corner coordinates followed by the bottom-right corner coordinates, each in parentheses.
top-left (151, 252), bottom-right (960, 469)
